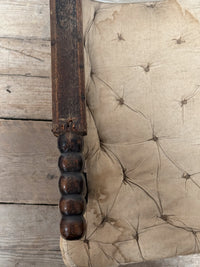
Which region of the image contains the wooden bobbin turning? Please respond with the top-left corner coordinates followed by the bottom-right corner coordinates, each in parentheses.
top-left (58, 133), bottom-right (86, 240)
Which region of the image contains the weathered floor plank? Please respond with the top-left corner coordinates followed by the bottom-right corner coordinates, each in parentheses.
top-left (0, 204), bottom-right (64, 267)
top-left (0, 0), bottom-right (52, 120)
top-left (0, 119), bottom-right (60, 204)
top-left (0, 74), bottom-right (51, 120)
top-left (0, 35), bottom-right (51, 120)
top-left (0, 250), bottom-right (64, 267)
top-left (0, 0), bottom-right (50, 39)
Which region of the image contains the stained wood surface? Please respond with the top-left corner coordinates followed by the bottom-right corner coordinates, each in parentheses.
top-left (0, 204), bottom-right (64, 267)
top-left (0, 0), bottom-right (51, 120)
top-left (50, 0), bottom-right (86, 136)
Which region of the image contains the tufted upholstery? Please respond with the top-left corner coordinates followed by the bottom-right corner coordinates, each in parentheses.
top-left (60, 0), bottom-right (200, 266)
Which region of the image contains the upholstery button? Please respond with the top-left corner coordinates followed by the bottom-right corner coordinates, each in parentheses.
top-left (173, 36), bottom-right (185, 44)
top-left (182, 172), bottom-right (191, 180)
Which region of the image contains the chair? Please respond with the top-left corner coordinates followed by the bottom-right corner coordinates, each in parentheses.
top-left (50, 0), bottom-right (200, 266)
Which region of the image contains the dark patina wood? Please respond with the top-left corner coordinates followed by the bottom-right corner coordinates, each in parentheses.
top-left (50, 0), bottom-right (87, 240)
top-left (50, 0), bottom-right (86, 137)
top-left (59, 173), bottom-right (86, 195)
top-left (58, 134), bottom-right (87, 240)
top-left (60, 215), bottom-right (86, 241)
top-left (59, 195), bottom-right (86, 216)
top-left (58, 133), bottom-right (87, 240)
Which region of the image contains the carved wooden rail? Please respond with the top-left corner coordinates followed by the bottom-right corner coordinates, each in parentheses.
top-left (50, 0), bottom-right (87, 240)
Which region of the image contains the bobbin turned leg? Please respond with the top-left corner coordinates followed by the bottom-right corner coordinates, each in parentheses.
top-left (58, 132), bottom-right (87, 240)
top-left (50, 0), bottom-right (87, 241)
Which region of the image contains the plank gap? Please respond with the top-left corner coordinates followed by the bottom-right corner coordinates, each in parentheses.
top-left (0, 202), bottom-right (58, 207)
top-left (0, 117), bottom-right (52, 122)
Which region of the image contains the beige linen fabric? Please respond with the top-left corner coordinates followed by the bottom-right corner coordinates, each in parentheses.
top-left (61, 0), bottom-right (200, 266)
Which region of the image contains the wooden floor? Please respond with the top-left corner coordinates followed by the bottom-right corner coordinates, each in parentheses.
top-left (0, 0), bottom-right (64, 266)
top-left (1, 0), bottom-right (200, 266)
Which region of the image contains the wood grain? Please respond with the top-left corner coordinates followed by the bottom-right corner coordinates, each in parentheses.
top-left (0, 0), bottom-right (52, 120)
top-left (50, 0), bottom-right (86, 136)
top-left (0, 119), bottom-right (60, 204)
top-left (0, 204), bottom-right (64, 267)
top-left (0, 0), bottom-right (50, 39)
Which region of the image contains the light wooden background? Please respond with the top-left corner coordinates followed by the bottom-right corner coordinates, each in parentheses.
top-left (1, 0), bottom-right (200, 266)
top-left (0, 0), bottom-right (63, 266)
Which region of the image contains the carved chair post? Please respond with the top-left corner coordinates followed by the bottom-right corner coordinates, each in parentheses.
top-left (50, 0), bottom-right (87, 240)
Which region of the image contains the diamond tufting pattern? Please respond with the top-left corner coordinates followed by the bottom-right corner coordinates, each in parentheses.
top-left (60, 0), bottom-right (200, 266)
